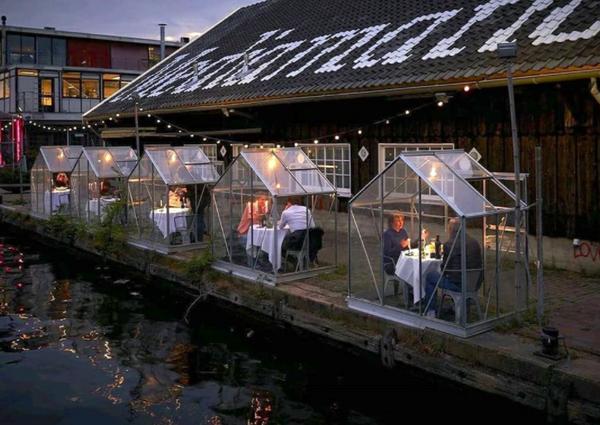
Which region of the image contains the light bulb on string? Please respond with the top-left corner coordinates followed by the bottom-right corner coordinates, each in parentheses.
top-left (405, 110), bottom-right (410, 115)
top-left (437, 101), bottom-right (444, 107)
top-left (156, 119), bottom-right (161, 123)
top-left (334, 135), bottom-right (340, 141)
top-left (313, 139), bottom-right (319, 144)
top-left (147, 114), bottom-right (151, 118)
top-left (167, 124), bottom-right (172, 129)
top-left (116, 113), bottom-right (120, 117)
top-left (463, 85), bottom-right (470, 93)
top-left (358, 129), bottom-right (362, 135)
top-left (385, 119), bottom-right (390, 125)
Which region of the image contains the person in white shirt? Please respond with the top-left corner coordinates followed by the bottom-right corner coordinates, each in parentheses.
top-left (279, 197), bottom-right (322, 268)
top-left (279, 197), bottom-right (315, 232)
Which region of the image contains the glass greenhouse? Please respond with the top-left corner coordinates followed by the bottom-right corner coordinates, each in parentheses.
top-left (30, 145), bottom-right (82, 218)
top-left (70, 147), bottom-right (138, 222)
top-left (211, 147), bottom-right (339, 285)
top-left (347, 150), bottom-right (531, 337)
top-left (127, 145), bottom-right (220, 253)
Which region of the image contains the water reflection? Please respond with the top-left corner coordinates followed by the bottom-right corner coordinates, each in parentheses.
top-left (0, 234), bottom-right (545, 425)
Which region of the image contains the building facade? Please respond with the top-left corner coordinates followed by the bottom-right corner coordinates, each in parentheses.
top-left (0, 22), bottom-right (182, 147)
top-left (84, 0), bottom-right (600, 240)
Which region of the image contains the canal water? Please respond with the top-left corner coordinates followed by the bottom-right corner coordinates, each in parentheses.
top-left (0, 229), bottom-right (546, 425)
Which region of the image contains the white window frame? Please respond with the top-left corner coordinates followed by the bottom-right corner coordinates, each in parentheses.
top-left (200, 143), bottom-right (218, 161)
top-left (298, 143), bottom-right (351, 197)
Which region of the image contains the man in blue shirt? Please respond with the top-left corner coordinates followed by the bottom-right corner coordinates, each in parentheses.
top-left (383, 214), bottom-right (410, 275)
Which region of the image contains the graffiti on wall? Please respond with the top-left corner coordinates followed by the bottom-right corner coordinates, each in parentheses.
top-left (574, 241), bottom-right (600, 262)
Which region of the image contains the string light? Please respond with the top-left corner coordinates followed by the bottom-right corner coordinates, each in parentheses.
top-left (463, 85), bottom-right (471, 92)
top-left (84, 95), bottom-right (454, 147)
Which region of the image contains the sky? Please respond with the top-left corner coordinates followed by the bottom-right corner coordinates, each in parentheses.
top-left (1, 0), bottom-right (257, 41)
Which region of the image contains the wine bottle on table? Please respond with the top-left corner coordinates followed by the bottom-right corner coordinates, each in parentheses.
top-left (435, 235), bottom-right (441, 259)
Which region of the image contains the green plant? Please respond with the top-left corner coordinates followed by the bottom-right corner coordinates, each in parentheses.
top-left (183, 250), bottom-right (214, 284)
top-left (44, 214), bottom-right (82, 244)
top-left (88, 200), bottom-right (127, 257)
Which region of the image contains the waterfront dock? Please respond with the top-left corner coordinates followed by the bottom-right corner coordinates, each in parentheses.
top-left (1, 198), bottom-right (599, 424)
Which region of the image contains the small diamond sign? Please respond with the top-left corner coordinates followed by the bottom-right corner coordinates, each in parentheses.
top-left (219, 146), bottom-right (227, 157)
top-left (358, 146), bottom-right (369, 162)
top-left (468, 147), bottom-right (482, 162)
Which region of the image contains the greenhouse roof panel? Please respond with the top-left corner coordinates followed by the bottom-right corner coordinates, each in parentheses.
top-left (146, 146), bottom-right (219, 185)
top-left (240, 148), bottom-right (335, 196)
top-left (400, 152), bottom-right (495, 217)
top-left (39, 146), bottom-right (82, 173)
top-left (83, 147), bottom-right (138, 178)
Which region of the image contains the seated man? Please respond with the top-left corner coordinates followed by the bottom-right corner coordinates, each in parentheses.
top-left (279, 197), bottom-right (320, 263)
top-left (424, 218), bottom-right (482, 317)
top-left (383, 213), bottom-right (429, 275)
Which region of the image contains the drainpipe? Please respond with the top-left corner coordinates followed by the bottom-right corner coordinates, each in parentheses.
top-left (159, 24), bottom-right (166, 60)
top-left (591, 78), bottom-right (600, 105)
top-left (1, 16), bottom-right (6, 69)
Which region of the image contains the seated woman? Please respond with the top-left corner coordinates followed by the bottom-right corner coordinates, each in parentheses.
top-left (168, 186), bottom-right (189, 208)
top-left (383, 213), bottom-right (429, 275)
top-left (237, 196), bottom-right (268, 241)
top-left (54, 172), bottom-right (69, 189)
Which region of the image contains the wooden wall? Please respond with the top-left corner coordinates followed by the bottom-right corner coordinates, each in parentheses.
top-left (241, 79), bottom-right (600, 240)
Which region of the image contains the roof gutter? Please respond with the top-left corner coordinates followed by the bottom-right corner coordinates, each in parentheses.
top-left (85, 66), bottom-right (600, 121)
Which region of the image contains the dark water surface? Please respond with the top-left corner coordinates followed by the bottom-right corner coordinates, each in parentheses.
top-left (0, 229), bottom-right (545, 424)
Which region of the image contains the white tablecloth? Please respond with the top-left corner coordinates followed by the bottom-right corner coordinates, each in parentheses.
top-left (44, 189), bottom-right (70, 213)
top-left (88, 197), bottom-right (119, 218)
top-left (395, 249), bottom-right (442, 304)
top-left (150, 207), bottom-right (190, 238)
top-left (246, 224), bottom-right (290, 271)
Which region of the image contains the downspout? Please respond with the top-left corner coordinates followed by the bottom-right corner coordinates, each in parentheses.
top-left (591, 78), bottom-right (600, 105)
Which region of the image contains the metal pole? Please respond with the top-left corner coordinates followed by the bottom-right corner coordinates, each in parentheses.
top-left (460, 216), bottom-right (468, 327)
top-left (535, 146), bottom-right (544, 325)
top-left (134, 101), bottom-right (140, 158)
top-left (159, 24), bottom-right (166, 60)
top-left (507, 59), bottom-right (523, 302)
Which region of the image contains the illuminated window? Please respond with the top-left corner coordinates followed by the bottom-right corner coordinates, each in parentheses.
top-left (102, 73), bottom-right (120, 98)
top-left (62, 72), bottom-right (81, 98)
top-left (148, 46), bottom-right (160, 66)
top-left (17, 69), bottom-right (39, 77)
top-left (82, 74), bottom-right (100, 99)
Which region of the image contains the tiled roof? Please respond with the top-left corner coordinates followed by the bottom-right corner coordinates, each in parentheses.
top-left (85, 0), bottom-right (600, 118)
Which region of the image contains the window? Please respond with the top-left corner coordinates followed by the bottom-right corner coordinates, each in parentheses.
top-left (62, 72), bottom-right (81, 98)
top-left (378, 143), bottom-right (455, 200)
top-left (6, 34), bottom-right (35, 64)
top-left (37, 37), bottom-right (52, 65)
top-left (120, 75), bottom-right (135, 88)
top-left (20, 36), bottom-right (35, 64)
top-left (299, 143), bottom-right (351, 197)
top-left (148, 46), bottom-right (160, 67)
top-left (17, 69), bottom-right (39, 77)
top-left (0, 78), bottom-right (4, 99)
top-left (102, 73), bottom-right (120, 98)
top-left (200, 144), bottom-right (218, 161)
top-left (52, 38), bottom-right (66, 66)
top-left (82, 74), bottom-right (100, 99)
top-left (39, 78), bottom-right (54, 112)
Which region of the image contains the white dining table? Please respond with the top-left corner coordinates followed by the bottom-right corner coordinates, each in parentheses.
top-left (150, 207), bottom-right (190, 238)
top-left (88, 197), bottom-right (119, 219)
top-left (44, 189), bottom-right (70, 213)
top-left (395, 249), bottom-right (442, 304)
top-left (246, 224), bottom-right (290, 272)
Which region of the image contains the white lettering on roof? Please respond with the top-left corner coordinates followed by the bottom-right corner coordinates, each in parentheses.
top-left (479, 0), bottom-right (553, 52)
top-left (529, 0), bottom-right (600, 45)
top-left (423, 0), bottom-right (519, 60)
top-left (105, 0), bottom-right (600, 106)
